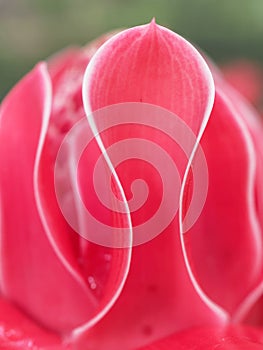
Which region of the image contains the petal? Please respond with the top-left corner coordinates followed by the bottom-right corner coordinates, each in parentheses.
top-left (184, 88), bottom-right (263, 317)
top-left (72, 229), bottom-right (227, 349)
top-left (47, 30), bottom-right (120, 84)
top-left (83, 19), bottom-right (215, 137)
top-left (219, 85), bottom-right (263, 322)
top-left (243, 290), bottom-right (263, 327)
top-left (70, 22), bottom-right (228, 349)
top-left (216, 74), bottom-right (263, 243)
top-left (0, 297), bottom-right (69, 349)
top-left (0, 63), bottom-right (113, 333)
top-left (48, 30), bottom-right (120, 125)
top-left (35, 35), bottom-right (132, 334)
top-left (138, 325), bottom-right (263, 350)
top-left (203, 62), bottom-right (263, 321)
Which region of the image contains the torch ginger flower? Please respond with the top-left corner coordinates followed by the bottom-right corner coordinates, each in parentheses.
top-left (0, 20), bottom-right (263, 349)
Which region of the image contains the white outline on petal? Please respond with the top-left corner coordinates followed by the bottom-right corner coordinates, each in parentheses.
top-left (33, 63), bottom-right (132, 335)
top-left (82, 22), bottom-right (229, 327)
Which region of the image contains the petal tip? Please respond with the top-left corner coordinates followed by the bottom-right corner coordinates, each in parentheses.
top-left (150, 17), bottom-right (156, 25)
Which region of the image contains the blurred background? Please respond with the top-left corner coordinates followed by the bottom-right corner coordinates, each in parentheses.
top-left (0, 0), bottom-right (263, 101)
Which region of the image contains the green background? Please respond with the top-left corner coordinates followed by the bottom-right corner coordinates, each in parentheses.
top-left (0, 0), bottom-right (263, 100)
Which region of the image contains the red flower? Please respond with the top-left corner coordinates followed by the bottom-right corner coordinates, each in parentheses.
top-left (0, 21), bottom-right (263, 349)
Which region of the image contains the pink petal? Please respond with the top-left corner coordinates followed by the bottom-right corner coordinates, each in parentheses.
top-left (83, 19), bottom-right (214, 137)
top-left (35, 37), bottom-right (132, 334)
top-left (204, 63), bottom-right (263, 321)
top-left (138, 325), bottom-right (263, 349)
top-left (184, 87), bottom-right (263, 317)
top-left (70, 22), bottom-right (228, 349)
top-left (220, 84), bottom-right (263, 323)
top-left (48, 29), bottom-right (120, 83)
top-left (0, 297), bottom-right (69, 349)
top-left (226, 88), bottom-right (263, 323)
top-left (243, 291), bottom-right (263, 327)
top-left (216, 72), bottom-right (263, 247)
top-left (0, 63), bottom-right (89, 331)
top-left (0, 63), bottom-right (129, 334)
top-left (72, 229), bottom-right (227, 349)
top-left (48, 31), bottom-right (120, 120)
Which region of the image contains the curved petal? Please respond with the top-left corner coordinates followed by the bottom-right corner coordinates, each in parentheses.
top-left (0, 63), bottom-right (115, 333)
top-left (83, 19), bottom-right (214, 137)
top-left (228, 98), bottom-right (263, 322)
top-left (225, 89), bottom-right (263, 322)
top-left (215, 73), bottom-right (263, 243)
top-left (35, 34), bottom-right (132, 334)
top-left (204, 62), bottom-right (263, 321)
top-left (72, 229), bottom-right (227, 349)
top-left (48, 31), bottom-right (120, 128)
top-left (184, 88), bottom-right (263, 317)
top-left (48, 30), bottom-right (120, 85)
top-left (0, 297), bottom-right (69, 349)
top-left (70, 21), bottom-right (228, 349)
top-left (138, 325), bottom-right (263, 350)
top-left (243, 285), bottom-right (263, 327)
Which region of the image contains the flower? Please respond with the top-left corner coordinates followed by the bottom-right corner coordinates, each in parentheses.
top-left (1, 20), bottom-right (263, 349)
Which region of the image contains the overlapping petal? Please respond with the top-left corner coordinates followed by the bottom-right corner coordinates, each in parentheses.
top-left (184, 89), bottom-right (263, 318)
top-left (35, 35), bottom-right (132, 336)
top-left (0, 20), bottom-right (263, 350)
top-left (0, 297), bottom-right (68, 349)
top-left (71, 21), bottom-right (228, 349)
top-left (0, 61), bottom-right (131, 338)
top-left (0, 63), bottom-right (95, 332)
top-left (138, 325), bottom-right (263, 349)
top-left (83, 19), bottom-right (214, 137)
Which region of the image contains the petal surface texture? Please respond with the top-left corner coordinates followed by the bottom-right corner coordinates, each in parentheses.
top-left (74, 22), bottom-right (228, 349)
top-left (185, 87), bottom-right (263, 316)
top-left (0, 297), bottom-right (69, 349)
top-left (0, 60), bottom-right (131, 335)
top-left (83, 20), bottom-right (214, 136)
top-left (38, 37), bottom-right (132, 334)
top-left (138, 325), bottom-right (263, 350)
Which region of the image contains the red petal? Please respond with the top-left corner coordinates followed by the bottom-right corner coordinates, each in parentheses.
top-left (70, 22), bottom-right (227, 349)
top-left (83, 20), bottom-right (214, 137)
top-left (73, 230), bottom-right (227, 349)
top-left (184, 88), bottom-right (263, 317)
top-left (138, 325), bottom-right (263, 350)
top-left (35, 36), bottom-right (132, 334)
top-left (221, 86), bottom-right (263, 323)
top-left (0, 64), bottom-right (114, 333)
top-left (0, 297), bottom-right (69, 349)
top-left (201, 62), bottom-right (263, 321)
top-left (225, 87), bottom-right (263, 323)
top-left (243, 292), bottom-right (263, 327)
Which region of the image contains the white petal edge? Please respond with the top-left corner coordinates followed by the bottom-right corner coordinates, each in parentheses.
top-left (179, 85), bottom-right (263, 324)
top-left (221, 86), bottom-right (263, 323)
top-left (33, 63), bottom-right (90, 293)
top-left (33, 63), bottom-right (132, 336)
top-left (82, 23), bottom-right (229, 324)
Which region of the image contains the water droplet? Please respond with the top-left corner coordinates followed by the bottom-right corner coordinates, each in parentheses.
top-left (88, 276), bottom-right (97, 290)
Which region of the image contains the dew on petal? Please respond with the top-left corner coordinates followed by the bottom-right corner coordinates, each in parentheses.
top-left (87, 276), bottom-right (97, 290)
